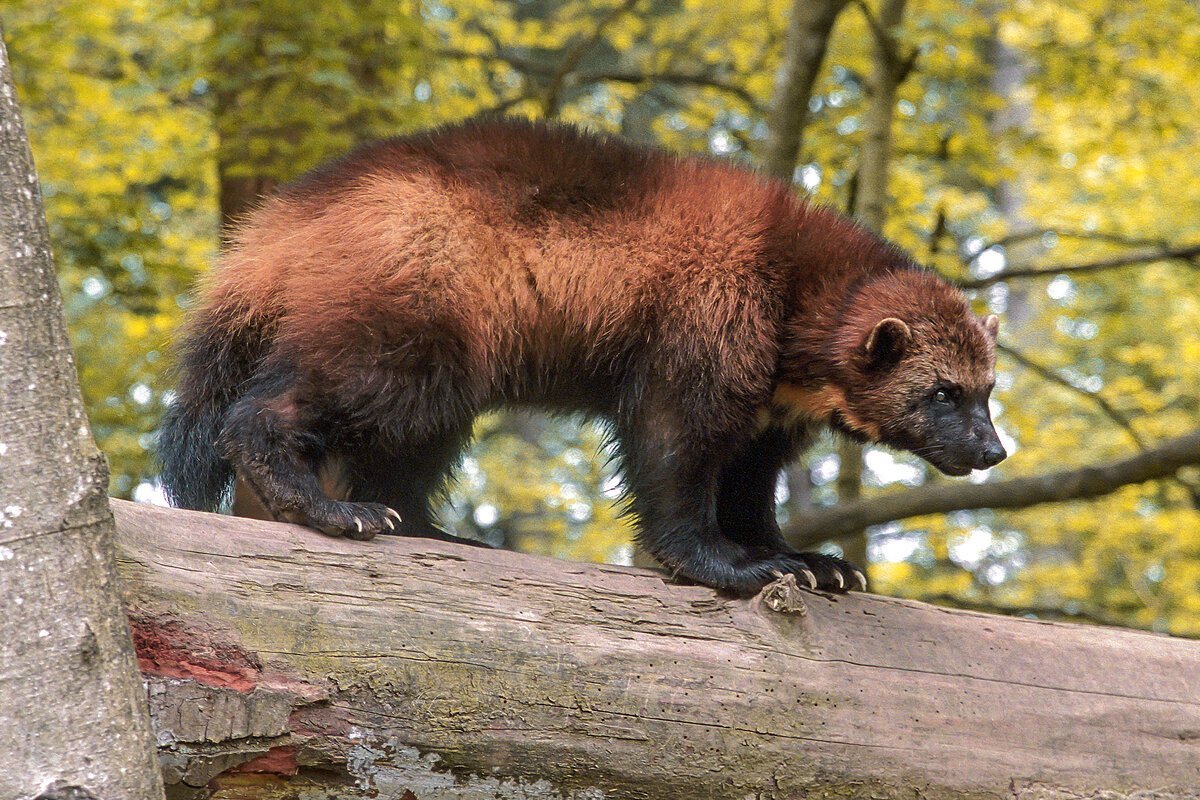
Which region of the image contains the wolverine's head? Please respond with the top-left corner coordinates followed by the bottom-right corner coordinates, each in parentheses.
top-left (824, 271), bottom-right (1006, 476)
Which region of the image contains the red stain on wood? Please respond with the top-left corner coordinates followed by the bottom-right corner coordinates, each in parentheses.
top-left (288, 703), bottom-right (351, 737)
top-left (231, 745), bottom-right (300, 776)
top-left (128, 610), bottom-right (261, 691)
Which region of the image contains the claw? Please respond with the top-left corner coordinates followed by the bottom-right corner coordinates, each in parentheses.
top-left (770, 568), bottom-right (785, 579)
top-left (354, 516), bottom-right (363, 534)
top-left (386, 507), bottom-right (403, 523)
top-left (833, 571), bottom-right (845, 590)
top-left (852, 570), bottom-right (868, 592)
top-left (383, 516), bottom-right (395, 531)
top-left (800, 568), bottom-right (818, 590)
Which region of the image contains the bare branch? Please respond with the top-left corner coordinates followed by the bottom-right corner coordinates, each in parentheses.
top-left (927, 203), bottom-right (947, 257)
top-left (438, 46), bottom-right (546, 75)
top-left (851, 0), bottom-right (916, 79)
top-left (916, 593), bottom-right (1132, 629)
top-left (958, 244), bottom-right (1200, 290)
top-left (438, 48), bottom-right (763, 115)
top-left (896, 45), bottom-right (921, 82)
top-left (784, 428), bottom-right (1200, 547)
top-left (578, 69), bottom-right (763, 111)
top-left (851, 0), bottom-right (891, 56)
top-left (967, 228), bottom-right (1173, 261)
top-left (996, 342), bottom-right (1146, 450)
top-left (543, 0), bottom-right (642, 118)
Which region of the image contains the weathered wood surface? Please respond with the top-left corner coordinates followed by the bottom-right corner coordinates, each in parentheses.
top-left (112, 499), bottom-right (1200, 800)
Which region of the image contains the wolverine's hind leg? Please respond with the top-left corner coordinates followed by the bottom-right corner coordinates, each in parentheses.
top-left (216, 372), bottom-right (399, 540)
top-left (348, 428), bottom-right (492, 548)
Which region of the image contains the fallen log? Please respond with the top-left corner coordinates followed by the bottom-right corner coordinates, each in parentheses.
top-left (112, 499), bottom-right (1200, 799)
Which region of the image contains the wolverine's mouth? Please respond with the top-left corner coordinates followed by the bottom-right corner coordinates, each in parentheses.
top-left (932, 461), bottom-right (974, 477)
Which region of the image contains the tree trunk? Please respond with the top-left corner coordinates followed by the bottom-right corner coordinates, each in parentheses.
top-left (985, 8), bottom-right (1039, 330)
top-left (762, 0), bottom-right (849, 181)
top-left (831, 0), bottom-right (913, 574)
top-left (760, 0), bottom-right (849, 538)
top-left (854, 0), bottom-right (909, 233)
top-left (0, 36), bottom-right (164, 800)
top-left (114, 500), bottom-right (1200, 799)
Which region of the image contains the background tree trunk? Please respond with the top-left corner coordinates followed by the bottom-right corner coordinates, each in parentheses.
top-left (760, 0), bottom-right (850, 549)
top-left (0, 35), bottom-right (164, 800)
top-left (833, 0), bottom-right (914, 573)
top-left (115, 500), bottom-right (1200, 799)
top-left (762, 0), bottom-right (849, 181)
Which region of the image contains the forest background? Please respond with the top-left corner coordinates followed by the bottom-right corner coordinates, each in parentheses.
top-left (4, 0), bottom-right (1199, 635)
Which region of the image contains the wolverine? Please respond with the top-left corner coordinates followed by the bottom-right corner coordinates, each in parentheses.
top-left (159, 117), bottom-right (1006, 595)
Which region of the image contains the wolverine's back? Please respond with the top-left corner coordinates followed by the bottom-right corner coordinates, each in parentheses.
top-left (206, 118), bottom-right (797, 407)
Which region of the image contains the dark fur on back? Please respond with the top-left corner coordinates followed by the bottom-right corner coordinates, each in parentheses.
top-left (159, 117), bottom-right (1002, 594)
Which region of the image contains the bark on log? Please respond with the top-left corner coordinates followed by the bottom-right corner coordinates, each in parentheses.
top-left (112, 500), bottom-right (1200, 799)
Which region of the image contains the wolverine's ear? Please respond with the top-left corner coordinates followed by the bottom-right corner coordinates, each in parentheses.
top-left (982, 314), bottom-right (1000, 340)
top-left (864, 317), bottom-right (912, 369)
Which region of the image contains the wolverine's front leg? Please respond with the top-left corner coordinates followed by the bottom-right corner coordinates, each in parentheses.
top-left (716, 427), bottom-right (805, 549)
top-left (716, 427), bottom-right (866, 592)
top-left (619, 411), bottom-right (858, 595)
top-left (215, 372), bottom-right (400, 540)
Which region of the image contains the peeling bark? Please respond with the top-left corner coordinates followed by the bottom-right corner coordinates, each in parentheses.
top-left (0, 34), bottom-right (164, 800)
top-left (113, 500), bottom-right (1200, 799)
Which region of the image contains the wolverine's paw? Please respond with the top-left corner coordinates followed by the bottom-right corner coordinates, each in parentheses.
top-left (759, 552), bottom-right (866, 594)
top-left (796, 552), bottom-right (867, 593)
top-left (304, 501), bottom-right (402, 541)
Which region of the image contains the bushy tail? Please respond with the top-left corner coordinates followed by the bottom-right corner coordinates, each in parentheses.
top-left (158, 313), bottom-right (264, 511)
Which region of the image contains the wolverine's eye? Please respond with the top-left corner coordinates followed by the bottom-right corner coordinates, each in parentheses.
top-left (932, 388), bottom-right (956, 406)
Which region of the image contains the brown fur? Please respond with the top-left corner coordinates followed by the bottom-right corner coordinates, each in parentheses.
top-left (161, 117), bottom-right (1003, 594)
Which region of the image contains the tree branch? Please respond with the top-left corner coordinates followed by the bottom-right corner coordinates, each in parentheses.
top-left (575, 69), bottom-right (763, 111)
top-left (916, 593), bottom-right (1132, 629)
top-left (438, 46), bottom-right (545, 75)
top-left (966, 228), bottom-right (1172, 260)
top-left (996, 342), bottom-right (1146, 450)
top-left (851, 0), bottom-right (891, 58)
top-left (543, 0), bottom-right (642, 118)
top-left (438, 49), bottom-right (762, 114)
top-left (958, 243), bottom-right (1200, 289)
top-left (784, 428), bottom-right (1200, 547)
top-left (851, 0), bottom-right (917, 79)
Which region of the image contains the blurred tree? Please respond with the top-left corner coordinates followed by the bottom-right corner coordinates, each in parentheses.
top-left (832, 0), bottom-right (919, 575)
top-left (206, 0), bottom-right (427, 227)
top-left (3, 0), bottom-right (215, 499)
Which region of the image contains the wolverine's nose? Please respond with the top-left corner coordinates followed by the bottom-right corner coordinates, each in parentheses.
top-left (977, 439), bottom-right (1007, 469)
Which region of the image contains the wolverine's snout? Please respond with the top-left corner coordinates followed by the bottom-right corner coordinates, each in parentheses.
top-left (973, 429), bottom-right (1007, 470)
